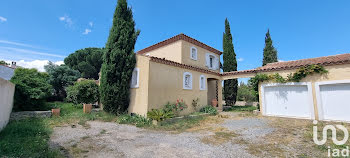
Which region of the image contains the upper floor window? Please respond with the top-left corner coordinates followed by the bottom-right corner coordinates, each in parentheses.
top-left (183, 72), bottom-right (192, 90)
top-left (206, 53), bottom-right (219, 70)
top-left (190, 47), bottom-right (197, 60)
top-left (130, 68), bottom-right (139, 88)
top-left (199, 75), bottom-right (206, 90)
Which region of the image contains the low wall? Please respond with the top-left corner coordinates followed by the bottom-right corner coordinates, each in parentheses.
top-left (0, 78), bottom-right (15, 131)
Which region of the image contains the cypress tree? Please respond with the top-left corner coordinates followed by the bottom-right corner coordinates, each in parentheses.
top-left (100, 0), bottom-right (140, 114)
top-left (262, 29), bottom-right (278, 66)
top-left (223, 18), bottom-right (238, 106)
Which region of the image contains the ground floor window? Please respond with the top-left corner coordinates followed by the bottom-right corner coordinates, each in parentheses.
top-left (183, 72), bottom-right (192, 90)
top-left (200, 75), bottom-right (206, 90)
top-left (131, 68), bottom-right (139, 88)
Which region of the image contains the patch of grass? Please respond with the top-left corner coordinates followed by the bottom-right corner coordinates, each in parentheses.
top-left (149, 116), bottom-right (205, 132)
top-left (0, 119), bottom-right (63, 158)
top-left (117, 114), bottom-right (151, 127)
top-left (224, 106), bottom-right (257, 112)
top-left (100, 129), bottom-right (107, 135)
top-left (44, 102), bottom-right (118, 127)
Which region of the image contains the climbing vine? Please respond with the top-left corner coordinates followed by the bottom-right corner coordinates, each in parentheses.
top-left (248, 64), bottom-right (328, 103)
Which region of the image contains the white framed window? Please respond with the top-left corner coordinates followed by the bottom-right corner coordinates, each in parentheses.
top-left (190, 47), bottom-right (197, 60)
top-left (130, 68), bottom-right (139, 88)
top-left (206, 53), bottom-right (219, 70)
top-left (145, 53), bottom-right (150, 56)
top-left (183, 72), bottom-right (192, 90)
top-left (199, 75), bottom-right (206, 90)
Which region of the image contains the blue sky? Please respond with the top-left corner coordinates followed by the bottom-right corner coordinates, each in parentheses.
top-left (1, 0), bottom-right (350, 73)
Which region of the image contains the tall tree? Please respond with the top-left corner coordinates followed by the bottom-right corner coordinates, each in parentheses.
top-left (100, 0), bottom-right (140, 114)
top-left (262, 29), bottom-right (278, 66)
top-left (64, 47), bottom-right (104, 79)
top-left (44, 62), bottom-right (80, 101)
top-left (223, 18), bottom-right (238, 106)
top-left (11, 68), bottom-right (52, 111)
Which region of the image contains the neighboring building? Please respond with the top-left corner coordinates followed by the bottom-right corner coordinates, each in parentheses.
top-left (0, 62), bottom-right (16, 80)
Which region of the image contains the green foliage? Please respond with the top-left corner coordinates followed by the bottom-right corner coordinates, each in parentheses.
top-left (0, 119), bottom-right (62, 157)
top-left (191, 98), bottom-right (200, 110)
top-left (225, 106), bottom-right (257, 112)
top-left (44, 62), bottom-right (80, 101)
top-left (64, 47), bottom-right (104, 79)
top-left (45, 102), bottom-right (117, 127)
top-left (200, 106), bottom-right (218, 115)
top-left (152, 116), bottom-right (205, 132)
top-left (66, 80), bottom-right (99, 105)
top-left (237, 82), bottom-right (257, 102)
top-left (164, 99), bottom-right (188, 114)
top-left (10, 68), bottom-right (52, 111)
top-left (0, 60), bottom-right (9, 65)
top-left (100, 0), bottom-right (140, 114)
top-left (288, 64), bottom-right (328, 82)
top-left (147, 109), bottom-right (175, 121)
top-left (223, 18), bottom-right (238, 106)
top-left (262, 29), bottom-right (278, 66)
top-left (117, 114), bottom-right (151, 127)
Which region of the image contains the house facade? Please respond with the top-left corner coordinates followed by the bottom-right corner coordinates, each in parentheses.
top-left (129, 34), bottom-right (223, 116)
top-left (128, 33), bottom-right (350, 122)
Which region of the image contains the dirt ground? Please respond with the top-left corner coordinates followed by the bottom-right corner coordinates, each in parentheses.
top-left (50, 112), bottom-right (327, 158)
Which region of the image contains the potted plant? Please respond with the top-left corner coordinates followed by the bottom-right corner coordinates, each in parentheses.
top-left (51, 103), bottom-right (60, 117)
top-left (211, 99), bottom-right (218, 107)
top-left (83, 104), bottom-right (92, 113)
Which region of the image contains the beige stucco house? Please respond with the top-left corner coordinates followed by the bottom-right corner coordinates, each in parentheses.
top-left (128, 33), bottom-right (350, 122)
top-left (129, 34), bottom-right (223, 116)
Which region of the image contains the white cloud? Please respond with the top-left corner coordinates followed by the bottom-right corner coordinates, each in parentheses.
top-left (0, 16), bottom-right (7, 22)
top-left (0, 46), bottom-right (65, 58)
top-left (7, 60), bottom-right (64, 72)
top-left (89, 22), bottom-right (93, 27)
top-left (278, 59), bottom-right (284, 62)
top-left (237, 57), bottom-right (244, 62)
top-left (59, 15), bottom-right (73, 27)
top-left (0, 40), bottom-right (45, 50)
top-left (82, 29), bottom-right (91, 35)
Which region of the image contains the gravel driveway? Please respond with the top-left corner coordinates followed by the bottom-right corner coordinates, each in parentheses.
top-left (50, 112), bottom-right (322, 158)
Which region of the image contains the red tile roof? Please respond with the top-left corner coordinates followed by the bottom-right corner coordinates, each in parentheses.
top-left (222, 53), bottom-right (350, 76)
top-left (256, 53), bottom-right (350, 72)
top-left (145, 55), bottom-right (220, 76)
top-left (142, 53), bottom-right (350, 77)
top-left (137, 33), bottom-right (222, 55)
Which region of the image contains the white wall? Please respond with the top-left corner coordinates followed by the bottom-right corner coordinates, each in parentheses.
top-left (0, 78), bottom-right (15, 131)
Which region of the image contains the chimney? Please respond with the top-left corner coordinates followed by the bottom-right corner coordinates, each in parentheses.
top-left (11, 61), bottom-right (16, 69)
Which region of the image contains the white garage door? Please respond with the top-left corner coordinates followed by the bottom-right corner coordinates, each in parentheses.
top-left (263, 84), bottom-right (313, 119)
top-left (318, 83), bottom-right (350, 122)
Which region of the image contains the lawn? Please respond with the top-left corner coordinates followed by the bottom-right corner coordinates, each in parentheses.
top-left (0, 102), bottom-right (118, 158)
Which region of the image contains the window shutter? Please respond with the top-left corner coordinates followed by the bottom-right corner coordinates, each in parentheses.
top-left (205, 53), bottom-right (209, 67)
top-left (214, 56), bottom-right (219, 70)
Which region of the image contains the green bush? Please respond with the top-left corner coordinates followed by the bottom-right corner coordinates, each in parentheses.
top-left (164, 99), bottom-right (188, 114)
top-left (117, 114), bottom-right (151, 127)
top-left (147, 109), bottom-right (175, 121)
top-left (10, 68), bottom-right (52, 111)
top-left (200, 106), bottom-right (218, 115)
top-left (66, 80), bottom-right (99, 105)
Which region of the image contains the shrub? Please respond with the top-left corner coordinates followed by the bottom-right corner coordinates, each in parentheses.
top-left (191, 98), bottom-right (200, 110)
top-left (66, 80), bottom-right (99, 105)
top-left (147, 109), bottom-right (174, 121)
top-left (117, 114), bottom-right (151, 127)
top-left (164, 99), bottom-right (188, 114)
top-left (10, 68), bottom-right (52, 111)
top-left (200, 106), bottom-right (218, 115)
